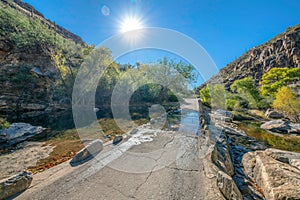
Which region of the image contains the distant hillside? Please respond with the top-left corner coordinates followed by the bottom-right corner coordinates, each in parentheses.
top-left (0, 0), bottom-right (87, 114)
top-left (201, 23), bottom-right (300, 89)
top-left (2, 0), bottom-right (84, 45)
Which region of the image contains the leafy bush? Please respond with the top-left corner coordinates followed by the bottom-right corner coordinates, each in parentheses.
top-left (273, 87), bottom-right (300, 122)
top-left (0, 118), bottom-right (10, 129)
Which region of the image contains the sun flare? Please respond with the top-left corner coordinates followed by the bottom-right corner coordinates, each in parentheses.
top-left (120, 17), bottom-right (144, 33)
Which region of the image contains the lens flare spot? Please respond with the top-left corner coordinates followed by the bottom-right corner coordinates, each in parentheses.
top-left (101, 5), bottom-right (110, 16)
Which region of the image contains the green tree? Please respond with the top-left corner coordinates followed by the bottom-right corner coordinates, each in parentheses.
top-left (273, 86), bottom-right (300, 122)
top-left (199, 86), bottom-right (211, 105)
top-left (231, 76), bottom-right (261, 109)
top-left (260, 67), bottom-right (300, 97)
top-left (199, 84), bottom-right (226, 109)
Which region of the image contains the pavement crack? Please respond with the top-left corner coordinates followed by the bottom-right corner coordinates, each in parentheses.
top-left (133, 164), bottom-right (157, 197)
top-left (106, 184), bottom-right (136, 199)
top-left (166, 166), bottom-right (199, 172)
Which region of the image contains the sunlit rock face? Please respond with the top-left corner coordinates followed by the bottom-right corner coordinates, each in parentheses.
top-left (243, 149), bottom-right (300, 200)
top-left (199, 24), bottom-right (300, 90)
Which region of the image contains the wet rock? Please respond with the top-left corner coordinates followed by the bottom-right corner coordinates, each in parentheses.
top-left (243, 149), bottom-right (300, 200)
top-left (113, 135), bottom-right (123, 145)
top-left (0, 171), bottom-right (32, 200)
top-left (70, 139), bottom-right (103, 166)
top-left (217, 170), bottom-right (242, 200)
top-left (265, 109), bottom-right (284, 119)
top-left (261, 119), bottom-right (300, 134)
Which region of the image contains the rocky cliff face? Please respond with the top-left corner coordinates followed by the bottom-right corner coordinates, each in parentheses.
top-left (0, 0), bottom-right (85, 114)
top-left (206, 24), bottom-right (300, 89)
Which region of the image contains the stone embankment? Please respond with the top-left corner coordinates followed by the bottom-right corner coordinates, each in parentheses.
top-left (205, 105), bottom-right (300, 199)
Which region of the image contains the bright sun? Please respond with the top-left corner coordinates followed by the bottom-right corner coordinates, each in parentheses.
top-left (120, 17), bottom-right (144, 33)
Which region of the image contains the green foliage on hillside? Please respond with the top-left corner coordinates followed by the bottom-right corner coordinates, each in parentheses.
top-left (260, 67), bottom-right (300, 97)
top-left (0, 2), bottom-right (82, 53)
top-left (200, 67), bottom-right (300, 122)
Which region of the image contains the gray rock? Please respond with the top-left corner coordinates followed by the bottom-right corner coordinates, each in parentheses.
top-left (30, 67), bottom-right (44, 76)
top-left (70, 139), bottom-right (103, 165)
top-left (130, 128), bottom-right (138, 135)
top-left (217, 170), bottom-right (242, 200)
top-left (20, 103), bottom-right (47, 111)
top-left (1, 123), bottom-right (45, 145)
top-left (243, 149), bottom-right (300, 200)
top-left (113, 135), bottom-right (123, 145)
top-left (0, 171), bottom-right (33, 200)
top-left (265, 148), bottom-right (300, 170)
top-left (265, 109), bottom-right (284, 119)
top-left (261, 119), bottom-right (300, 134)
top-left (211, 110), bottom-right (233, 123)
top-left (211, 135), bottom-right (234, 176)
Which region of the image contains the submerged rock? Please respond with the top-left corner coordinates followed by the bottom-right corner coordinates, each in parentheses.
top-left (70, 139), bottom-right (103, 166)
top-left (261, 119), bottom-right (300, 134)
top-left (0, 171), bottom-right (32, 200)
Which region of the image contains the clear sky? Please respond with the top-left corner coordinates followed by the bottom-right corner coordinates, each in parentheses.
top-left (23, 0), bottom-right (300, 69)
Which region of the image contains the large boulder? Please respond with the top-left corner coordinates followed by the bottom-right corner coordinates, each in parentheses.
top-left (70, 139), bottom-right (103, 166)
top-left (0, 123), bottom-right (45, 145)
top-left (217, 171), bottom-right (242, 200)
top-left (242, 149), bottom-right (300, 200)
top-left (265, 109), bottom-right (284, 119)
top-left (0, 171), bottom-right (33, 200)
top-left (261, 119), bottom-right (300, 134)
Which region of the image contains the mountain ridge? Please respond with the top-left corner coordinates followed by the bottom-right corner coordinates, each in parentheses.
top-left (202, 23), bottom-right (300, 89)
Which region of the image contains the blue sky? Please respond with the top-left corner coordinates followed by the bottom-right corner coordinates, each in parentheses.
top-left (23, 0), bottom-right (300, 69)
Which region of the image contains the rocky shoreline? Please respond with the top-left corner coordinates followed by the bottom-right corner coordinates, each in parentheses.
top-left (203, 105), bottom-right (300, 199)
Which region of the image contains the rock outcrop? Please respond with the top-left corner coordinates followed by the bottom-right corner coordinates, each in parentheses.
top-left (208, 109), bottom-right (267, 199)
top-left (199, 23), bottom-right (300, 90)
top-left (0, 0), bottom-right (86, 113)
top-left (0, 171), bottom-right (33, 200)
top-left (261, 119), bottom-right (300, 134)
top-left (264, 109), bottom-right (284, 119)
top-left (0, 123), bottom-right (45, 146)
top-left (243, 149), bottom-right (300, 200)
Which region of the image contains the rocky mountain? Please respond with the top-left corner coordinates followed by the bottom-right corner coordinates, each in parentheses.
top-left (205, 23), bottom-right (300, 89)
top-left (0, 0), bottom-right (86, 114)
